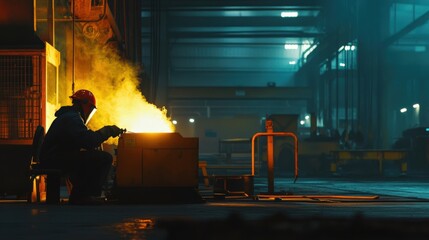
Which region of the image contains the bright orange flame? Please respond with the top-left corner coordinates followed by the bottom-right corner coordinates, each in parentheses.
top-left (96, 82), bottom-right (175, 133)
top-left (68, 35), bottom-right (174, 141)
top-left (81, 74), bottom-right (175, 136)
top-left (79, 76), bottom-right (175, 138)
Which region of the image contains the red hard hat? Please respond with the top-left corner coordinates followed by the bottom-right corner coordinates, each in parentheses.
top-left (70, 89), bottom-right (96, 108)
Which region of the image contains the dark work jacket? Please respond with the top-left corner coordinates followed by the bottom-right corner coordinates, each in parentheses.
top-left (39, 106), bottom-right (109, 169)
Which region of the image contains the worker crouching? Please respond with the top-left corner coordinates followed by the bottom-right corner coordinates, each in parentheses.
top-left (39, 89), bottom-right (123, 205)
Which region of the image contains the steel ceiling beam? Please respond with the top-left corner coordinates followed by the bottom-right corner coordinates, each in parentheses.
top-left (383, 10), bottom-right (429, 47)
top-left (166, 31), bottom-right (322, 39)
top-left (168, 87), bottom-right (312, 100)
top-left (142, 0), bottom-right (322, 8)
top-left (168, 16), bottom-right (318, 28)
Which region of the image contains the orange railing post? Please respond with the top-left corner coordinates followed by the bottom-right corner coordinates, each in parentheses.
top-left (266, 120), bottom-right (275, 193)
top-left (251, 130), bottom-right (299, 194)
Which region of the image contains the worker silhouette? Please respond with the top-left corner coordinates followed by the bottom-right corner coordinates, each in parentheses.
top-left (39, 89), bottom-right (123, 205)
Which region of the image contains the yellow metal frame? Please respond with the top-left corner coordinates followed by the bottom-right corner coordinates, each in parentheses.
top-left (331, 150), bottom-right (408, 175)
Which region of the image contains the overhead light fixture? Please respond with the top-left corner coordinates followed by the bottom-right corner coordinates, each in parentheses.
top-left (400, 108), bottom-right (407, 113)
top-left (189, 118), bottom-right (195, 123)
top-left (413, 103), bottom-right (420, 109)
top-left (284, 44), bottom-right (298, 50)
top-left (281, 11), bottom-right (299, 18)
top-left (172, 120), bottom-right (178, 125)
top-left (302, 44), bottom-right (311, 51)
top-left (339, 44), bottom-right (356, 52)
top-left (305, 115), bottom-right (310, 120)
top-left (339, 63), bottom-right (346, 67)
top-left (300, 120), bottom-right (305, 125)
top-left (304, 44), bottom-right (318, 59)
top-left (289, 60), bottom-right (296, 65)
top-left (415, 46), bottom-right (426, 52)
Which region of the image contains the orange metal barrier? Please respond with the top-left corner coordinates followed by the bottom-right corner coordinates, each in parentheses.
top-left (251, 129), bottom-right (299, 194)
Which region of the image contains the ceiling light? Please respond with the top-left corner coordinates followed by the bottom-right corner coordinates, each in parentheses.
top-left (289, 60), bottom-right (296, 65)
top-left (281, 11), bottom-right (299, 18)
top-left (400, 108), bottom-right (407, 113)
top-left (415, 46), bottom-right (426, 52)
top-left (413, 103), bottom-right (420, 109)
top-left (189, 118), bottom-right (195, 123)
top-left (302, 44), bottom-right (311, 51)
top-left (300, 120), bottom-right (305, 125)
top-left (284, 44), bottom-right (298, 50)
top-left (304, 44), bottom-right (318, 59)
top-left (172, 120), bottom-right (178, 125)
top-left (339, 63), bottom-right (346, 67)
top-left (340, 44), bottom-right (356, 52)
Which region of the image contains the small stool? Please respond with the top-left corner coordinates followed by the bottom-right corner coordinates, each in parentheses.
top-left (28, 167), bottom-right (62, 204)
top-left (198, 161), bottom-right (209, 187)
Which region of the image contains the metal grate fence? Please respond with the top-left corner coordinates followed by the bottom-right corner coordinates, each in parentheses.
top-left (0, 55), bottom-right (42, 140)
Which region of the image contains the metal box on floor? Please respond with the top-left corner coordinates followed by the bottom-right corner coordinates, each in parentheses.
top-left (114, 132), bottom-right (202, 203)
top-left (213, 175), bottom-right (254, 198)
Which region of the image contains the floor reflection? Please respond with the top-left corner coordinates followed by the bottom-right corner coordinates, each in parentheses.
top-left (114, 218), bottom-right (157, 240)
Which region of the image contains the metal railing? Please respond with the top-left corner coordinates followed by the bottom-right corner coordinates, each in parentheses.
top-left (251, 131), bottom-right (299, 194)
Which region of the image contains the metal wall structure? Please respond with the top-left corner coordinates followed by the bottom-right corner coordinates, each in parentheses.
top-left (0, 43), bottom-right (60, 145)
top-left (0, 49), bottom-right (45, 196)
top-left (0, 44), bottom-right (60, 196)
top-left (0, 51), bottom-right (45, 144)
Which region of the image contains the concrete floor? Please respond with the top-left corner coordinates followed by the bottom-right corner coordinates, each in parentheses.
top-left (2, 176), bottom-right (429, 239)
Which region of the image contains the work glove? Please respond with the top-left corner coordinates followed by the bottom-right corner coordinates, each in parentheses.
top-left (98, 125), bottom-right (124, 139)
